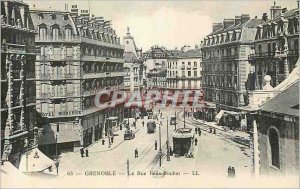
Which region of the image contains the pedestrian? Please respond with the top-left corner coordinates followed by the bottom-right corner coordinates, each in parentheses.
top-left (135, 148), bottom-right (138, 158)
top-left (85, 148), bottom-right (89, 157)
top-left (142, 121), bottom-right (144, 127)
top-left (80, 146), bottom-right (84, 158)
top-left (111, 136), bottom-right (114, 143)
top-left (195, 128), bottom-right (198, 134)
top-left (102, 139), bottom-right (105, 145)
top-left (194, 138), bottom-right (198, 146)
top-left (169, 147), bottom-right (173, 156)
top-left (154, 140), bottom-right (157, 150)
top-left (213, 128), bottom-right (216, 134)
top-left (209, 127), bottom-right (212, 133)
top-left (158, 109), bottom-right (160, 114)
top-left (227, 166), bottom-right (232, 177)
top-left (199, 129), bottom-right (201, 136)
top-left (232, 167), bottom-right (236, 178)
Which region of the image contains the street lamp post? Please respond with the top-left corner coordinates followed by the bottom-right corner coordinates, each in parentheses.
top-left (55, 135), bottom-right (59, 176)
top-left (175, 111), bottom-right (177, 130)
top-left (166, 116), bottom-right (170, 161)
top-left (159, 122), bottom-right (162, 167)
top-left (182, 107), bottom-right (185, 127)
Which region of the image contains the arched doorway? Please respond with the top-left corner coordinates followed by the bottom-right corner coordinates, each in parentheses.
top-left (268, 127), bottom-right (280, 169)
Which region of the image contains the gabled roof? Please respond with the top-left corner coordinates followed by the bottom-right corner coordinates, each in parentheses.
top-left (261, 81), bottom-right (299, 117)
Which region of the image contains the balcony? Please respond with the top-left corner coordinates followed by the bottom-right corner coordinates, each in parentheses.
top-left (39, 74), bottom-right (50, 80)
top-left (35, 35), bottom-right (80, 43)
top-left (81, 37), bottom-right (124, 50)
top-left (249, 52), bottom-right (275, 59)
top-left (83, 72), bottom-right (106, 79)
top-left (187, 65), bottom-right (191, 69)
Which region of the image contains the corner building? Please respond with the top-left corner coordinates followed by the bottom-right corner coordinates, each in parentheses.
top-left (249, 5), bottom-right (299, 89)
top-left (30, 5), bottom-right (124, 153)
top-left (201, 15), bottom-right (264, 120)
top-left (1, 0), bottom-right (39, 167)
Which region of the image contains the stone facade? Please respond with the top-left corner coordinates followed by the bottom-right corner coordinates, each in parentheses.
top-left (30, 5), bottom-right (124, 153)
top-left (249, 5), bottom-right (299, 89)
top-left (1, 0), bottom-right (39, 167)
top-left (166, 47), bottom-right (202, 90)
top-left (201, 15), bottom-right (264, 112)
top-left (257, 81), bottom-right (299, 176)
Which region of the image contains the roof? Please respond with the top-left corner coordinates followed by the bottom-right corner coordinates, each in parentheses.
top-left (124, 52), bottom-right (138, 61)
top-left (261, 81), bottom-right (299, 117)
top-left (177, 49), bottom-right (202, 58)
top-left (273, 8), bottom-right (299, 21)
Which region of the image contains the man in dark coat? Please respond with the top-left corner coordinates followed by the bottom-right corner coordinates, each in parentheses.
top-left (85, 148), bottom-right (89, 157)
top-left (80, 146), bottom-right (84, 158)
top-left (135, 148), bottom-right (138, 158)
top-left (154, 140), bottom-right (157, 150)
top-left (194, 138), bottom-right (198, 146)
top-left (195, 128), bottom-right (198, 134)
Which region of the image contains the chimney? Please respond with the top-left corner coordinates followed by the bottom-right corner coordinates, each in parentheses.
top-left (262, 13), bottom-right (268, 21)
top-left (223, 19), bottom-right (234, 29)
top-left (234, 16), bottom-right (241, 26)
top-left (241, 14), bottom-right (250, 24)
top-left (65, 4), bottom-right (68, 11)
top-left (70, 5), bottom-right (78, 16)
top-left (282, 7), bottom-right (287, 13)
top-left (270, 4), bottom-right (282, 20)
top-left (212, 23), bottom-right (223, 32)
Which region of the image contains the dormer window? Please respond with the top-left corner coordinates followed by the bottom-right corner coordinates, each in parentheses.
top-left (64, 15), bottom-right (68, 20)
top-left (51, 14), bottom-right (56, 20)
top-left (38, 13), bottom-right (44, 20)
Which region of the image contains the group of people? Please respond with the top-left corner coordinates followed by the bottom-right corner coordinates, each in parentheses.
top-left (227, 166), bottom-right (236, 178)
top-left (195, 127), bottom-right (202, 136)
top-left (209, 127), bottom-right (216, 134)
top-left (80, 146), bottom-right (89, 158)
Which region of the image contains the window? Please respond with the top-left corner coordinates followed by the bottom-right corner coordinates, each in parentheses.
top-left (65, 27), bottom-right (72, 40)
top-left (39, 25), bottom-right (47, 40)
top-left (268, 128), bottom-right (280, 169)
top-left (52, 25), bottom-right (60, 40)
top-left (64, 15), bottom-right (68, 20)
top-left (188, 71), bottom-right (191, 76)
top-left (38, 13), bottom-right (44, 20)
top-left (51, 14), bottom-right (56, 20)
top-left (194, 62), bottom-right (197, 67)
top-left (194, 71), bottom-right (197, 77)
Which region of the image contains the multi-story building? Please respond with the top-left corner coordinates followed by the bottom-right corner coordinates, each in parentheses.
top-left (144, 46), bottom-right (176, 91)
top-left (248, 4), bottom-right (299, 89)
top-left (30, 5), bottom-right (124, 153)
top-left (123, 27), bottom-right (143, 93)
top-left (166, 46), bottom-right (202, 91)
top-left (1, 0), bottom-right (39, 167)
top-left (201, 14), bottom-right (264, 121)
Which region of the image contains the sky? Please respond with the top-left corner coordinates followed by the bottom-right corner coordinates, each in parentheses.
top-left (26, 0), bottom-right (297, 51)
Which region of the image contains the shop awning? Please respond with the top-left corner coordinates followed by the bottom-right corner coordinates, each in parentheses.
top-left (19, 148), bottom-right (55, 173)
top-left (1, 161), bottom-right (27, 178)
top-left (215, 110), bottom-right (225, 121)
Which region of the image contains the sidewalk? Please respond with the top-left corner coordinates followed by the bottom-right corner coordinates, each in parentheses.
top-left (191, 117), bottom-right (249, 139)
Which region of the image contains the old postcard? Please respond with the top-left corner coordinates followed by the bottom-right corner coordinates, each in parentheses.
top-left (1, 0), bottom-right (299, 188)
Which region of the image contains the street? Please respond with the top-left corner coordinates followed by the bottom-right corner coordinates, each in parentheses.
top-left (58, 107), bottom-right (251, 179)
